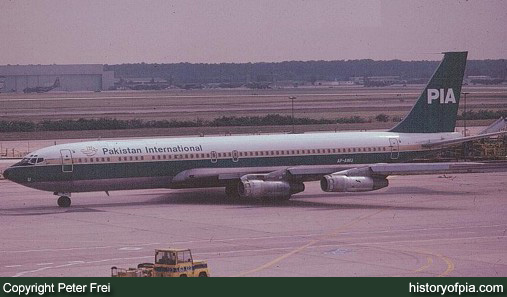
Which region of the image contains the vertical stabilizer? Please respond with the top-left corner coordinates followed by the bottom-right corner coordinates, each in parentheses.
top-left (390, 51), bottom-right (467, 133)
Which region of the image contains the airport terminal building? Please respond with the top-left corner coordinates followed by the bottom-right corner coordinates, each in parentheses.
top-left (0, 64), bottom-right (114, 92)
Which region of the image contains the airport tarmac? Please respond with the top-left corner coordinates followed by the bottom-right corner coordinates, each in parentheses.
top-left (1, 171), bottom-right (506, 277)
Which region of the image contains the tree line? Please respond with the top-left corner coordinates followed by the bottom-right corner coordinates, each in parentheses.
top-left (105, 59), bottom-right (507, 84)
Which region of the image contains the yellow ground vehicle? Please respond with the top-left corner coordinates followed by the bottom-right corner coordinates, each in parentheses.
top-left (111, 248), bottom-right (210, 277)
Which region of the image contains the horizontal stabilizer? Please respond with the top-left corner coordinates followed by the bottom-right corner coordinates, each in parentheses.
top-left (479, 117), bottom-right (506, 135)
top-left (421, 131), bottom-right (507, 148)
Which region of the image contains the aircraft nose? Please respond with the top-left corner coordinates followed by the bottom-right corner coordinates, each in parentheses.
top-left (2, 168), bottom-right (11, 180)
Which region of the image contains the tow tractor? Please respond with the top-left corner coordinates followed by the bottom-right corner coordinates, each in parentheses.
top-left (111, 248), bottom-right (210, 277)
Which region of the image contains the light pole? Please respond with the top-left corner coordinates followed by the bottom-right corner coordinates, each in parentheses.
top-left (462, 92), bottom-right (469, 137)
top-left (462, 91), bottom-right (469, 161)
top-left (289, 96), bottom-right (296, 133)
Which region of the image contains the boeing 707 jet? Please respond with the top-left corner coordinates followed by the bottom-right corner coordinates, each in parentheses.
top-left (3, 52), bottom-right (506, 207)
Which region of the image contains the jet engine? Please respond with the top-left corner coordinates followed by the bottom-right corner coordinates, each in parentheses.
top-left (320, 175), bottom-right (388, 192)
top-left (238, 180), bottom-right (305, 199)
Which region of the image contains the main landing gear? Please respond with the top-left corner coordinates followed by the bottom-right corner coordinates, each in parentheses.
top-left (54, 192), bottom-right (72, 207)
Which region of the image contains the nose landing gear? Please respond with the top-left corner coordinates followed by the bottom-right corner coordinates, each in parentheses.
top-left (54, 192), bottom-right (72, 207)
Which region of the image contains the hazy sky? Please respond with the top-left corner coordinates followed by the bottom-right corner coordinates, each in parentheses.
top-left (1, 0), bottom-right (505, 64)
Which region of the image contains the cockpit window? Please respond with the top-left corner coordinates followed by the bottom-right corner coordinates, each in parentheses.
top-left (13, 155), bottom-right (40, 166)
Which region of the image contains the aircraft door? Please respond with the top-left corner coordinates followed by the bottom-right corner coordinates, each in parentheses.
top-left (389, 138), bottom-right (399, 159)
top-left (210, 151), bottom-right (217, 163)
top-left (60, 149), bottom-right (74, 172)
top-left (232, 150), bottom-right (239, 162)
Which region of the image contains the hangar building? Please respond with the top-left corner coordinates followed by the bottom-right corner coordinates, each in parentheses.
top-left (0, 64), bottom-right (114, 92)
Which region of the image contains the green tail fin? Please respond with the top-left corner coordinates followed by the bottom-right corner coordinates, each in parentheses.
top-left (390, 51), bottom-right (467, 133)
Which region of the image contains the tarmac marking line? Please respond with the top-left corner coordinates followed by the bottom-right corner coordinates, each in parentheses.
top-left (234, 208), bottom-right (386, 277)
top-left (10, 233), bottom-right (496, 276)
top-left (12, 256), bottom-right (152, 277)
top-left (402, 248), bottom-right (455, 277)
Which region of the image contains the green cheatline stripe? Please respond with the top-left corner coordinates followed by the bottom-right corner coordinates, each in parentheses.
top-left (21, 151), bottom-right (426, 182)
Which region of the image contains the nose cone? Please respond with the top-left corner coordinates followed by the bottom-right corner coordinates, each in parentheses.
top-left (2, 167), bottom-right (11, 180)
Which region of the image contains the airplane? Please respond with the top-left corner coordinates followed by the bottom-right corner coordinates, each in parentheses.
top-left (3, 52), bottom-right (507, 207)
top-left (23, 77), bottom-right (60, 94)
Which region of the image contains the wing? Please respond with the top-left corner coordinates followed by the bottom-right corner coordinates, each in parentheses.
top-left (170, 162), bottom-right (507, 188)
top-left (169, 165), bottom-right (358, 188)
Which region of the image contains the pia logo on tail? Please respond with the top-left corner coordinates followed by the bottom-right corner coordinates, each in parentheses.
top-left (427, 88), bottom-right (456, 104)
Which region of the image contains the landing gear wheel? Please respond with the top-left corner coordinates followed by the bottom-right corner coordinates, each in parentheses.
top-left (57, 196), bottom-right (71, 207)
top-left (225, 184), bottom-right (240, 199)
